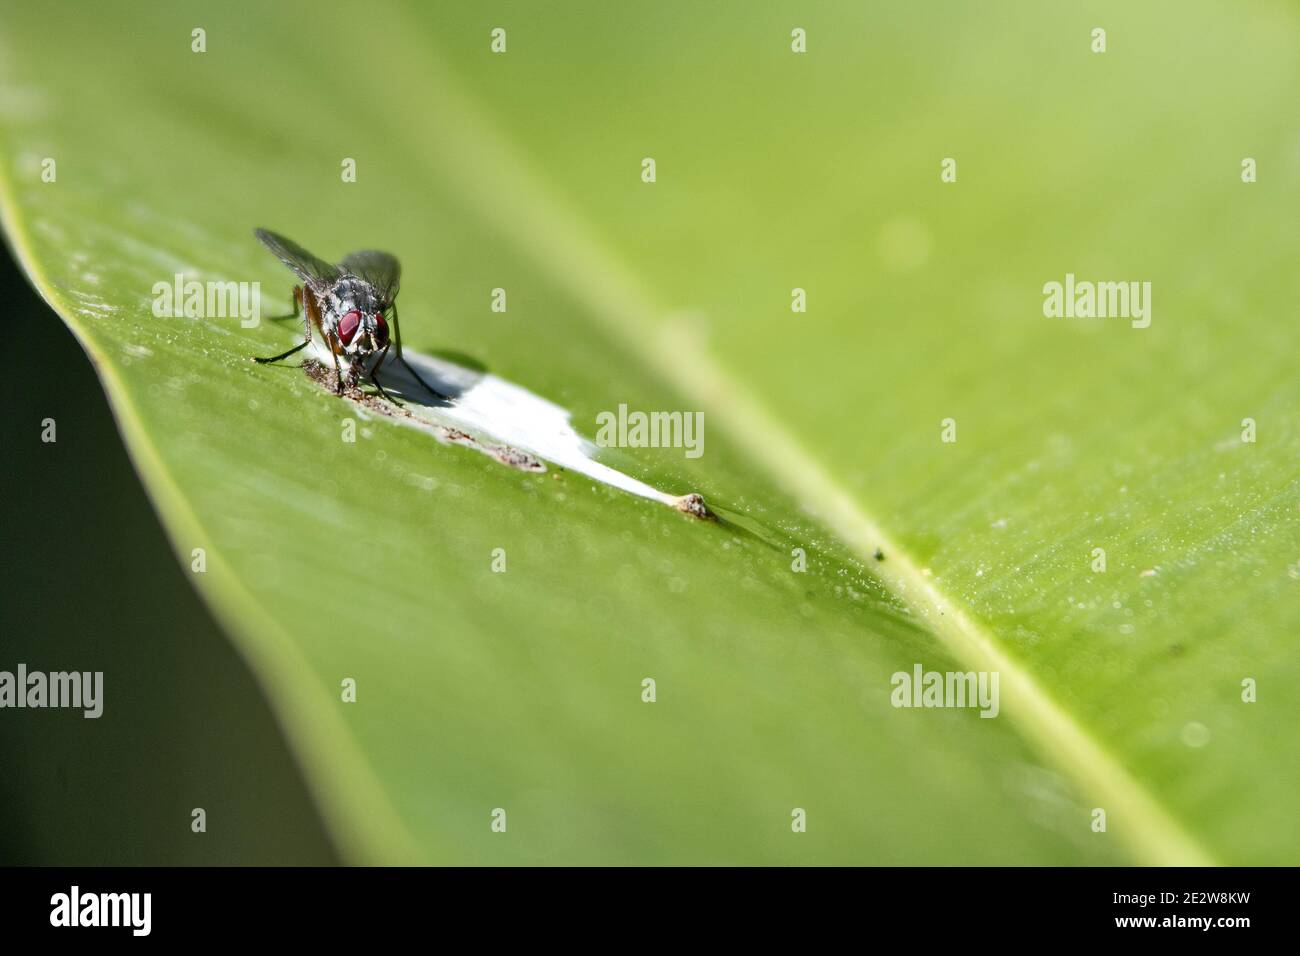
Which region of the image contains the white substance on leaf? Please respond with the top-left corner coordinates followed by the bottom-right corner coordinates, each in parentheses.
top-left (309, 341), bottom-right (681, 508)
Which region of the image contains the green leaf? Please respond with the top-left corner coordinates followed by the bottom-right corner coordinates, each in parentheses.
top-left (1, 0), bottom-right (1295, 864)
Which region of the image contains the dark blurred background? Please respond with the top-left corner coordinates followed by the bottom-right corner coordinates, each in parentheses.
top-left (0, 243), bottom-right (336, 864)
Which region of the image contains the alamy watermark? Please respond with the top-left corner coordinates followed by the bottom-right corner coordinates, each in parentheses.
top-left (50, 886), bottom-right (150, 936)
top-left (891, 664), bottom-right (999, 718)
top-left (152, 273), bottom-right (261, 327)
top-left (0, 664), bottom-right (103, 718)
top-left (595, 403), bottom-right (704, 459)
top-left (1043, 272), bottom-right (1150, 328)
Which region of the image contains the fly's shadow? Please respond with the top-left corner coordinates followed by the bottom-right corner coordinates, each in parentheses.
top-left (365, 348), bottom-right (484, 408)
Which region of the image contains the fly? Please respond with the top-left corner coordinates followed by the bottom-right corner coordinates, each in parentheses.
top-left (250, 227), bottom-right (446, 403)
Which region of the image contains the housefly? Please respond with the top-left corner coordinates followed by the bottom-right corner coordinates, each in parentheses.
top-left (250, 228), bottom-right (445, 402)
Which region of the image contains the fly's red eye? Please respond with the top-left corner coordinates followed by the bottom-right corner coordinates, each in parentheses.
top-left (374, 312), bottom-right (389, 345)
top-left (338, 309), bottom-right (361, 345)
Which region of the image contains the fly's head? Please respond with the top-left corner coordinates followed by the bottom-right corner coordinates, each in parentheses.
top-left (324, 278), bottom-right (390, 358)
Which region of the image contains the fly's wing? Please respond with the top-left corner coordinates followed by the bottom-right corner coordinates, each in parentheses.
top-left (339, 249), bottom-right (401, 303)
top-left (254, 228), bottom-right (341, 287)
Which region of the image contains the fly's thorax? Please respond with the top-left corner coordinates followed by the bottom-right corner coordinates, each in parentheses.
top-left (323, 276), bottom-right (383, 318)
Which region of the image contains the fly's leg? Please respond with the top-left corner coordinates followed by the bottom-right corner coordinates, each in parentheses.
top-left (266, 285), bottom-right (303, 322)
top-left (252, 340), bottom-right (310, 364)
top-left (397, 355), bottom-right (448, 403)
top-left (389, 301), bottom-right (449, 401)
top-left (330, 348), bottom-right (345, 395)
top-left (294, 286), bottom-right (310, 346)
top-left (252, 286), bottom-right (311, 364)
top-left (368, 342), bottom-right (402, 406)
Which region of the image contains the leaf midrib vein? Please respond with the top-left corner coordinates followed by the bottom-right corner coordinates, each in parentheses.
top-left (394, 24), bottom-right (1216, 867)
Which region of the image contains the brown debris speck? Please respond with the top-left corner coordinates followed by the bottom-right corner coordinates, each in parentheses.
top-left (674, 493), bottom-right (715, 520)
